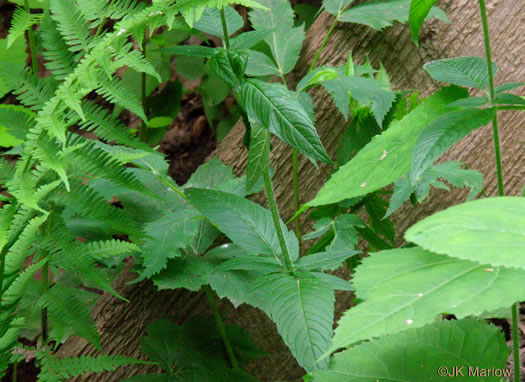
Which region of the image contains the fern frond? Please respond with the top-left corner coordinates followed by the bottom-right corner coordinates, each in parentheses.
top-left (7, 6), bottom-right (42, 48)
top-left (38, 284), bottom-right (101, 349)
top-left (0, 104), bottom-right (35, 141)
top-left (79, 100), bottom-right (151, 150)
top-left (40, 13), bottom-right (78, 80)
top-left (52, 178), bottom-right (141, 236)
top-left (105, 0), bottom-right (146, 21)
top-left (49, 0), bottom-right (93, 53)
top-left (82, 239), bottom-right (140, 261)
top-left (115, 44), bottom-right (161, 82)
top-left (39, 353), bottom-right (147, 381)
top-left (95, 73), bottom-right (148, 121)
top-left (0, 204), bottom-right (16, 253)
top-left (32, 135), bottom-right (69, 190)
top-left (0, 158), bottom-right (16, 184)
top-left (6, 69), bottom-right (56, 111)
top-left (6, 169), bottom-right (61, 213)
top-left (5, 214), bottom-right (48, 275)
top-left (2, 259), bottom-right (47, 308)
top-left (0, 317), bottom-right (23, 352)
top-left (66, 137), bottom-right (148, 194)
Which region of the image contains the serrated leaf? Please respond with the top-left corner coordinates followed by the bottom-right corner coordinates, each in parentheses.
top-left (249, 0), bottom-right (305, 75)
top-left (250, 272), bottom-right (334, 371)
top-left (330, 247), bottom-right (525, 350)
top-left (152, 254), bottom-right (218, 291)
top-left (243, 49), bottom-right (280, 76)
top-left (246, 121), bottom-right (270, 190)
top-left (323, 0), bottom-right (354, 16)
top-left (495, 92), bottom-right (525, 106)
top-left (185, 188), bottom-right (298, 264)
top-left (495, 82), bottom-right (524, 93)
top-left (406, 196), bottom-right (525, 269)
top-left (447, 96), bottom-right (488, 108)
top-left (409, 0), bottom-right (437, 46)
top-left (137, 208), bottom-right (200, 281)
top-left (193, 6), bottom-right (243, 39)
top-left (338, 0), bottom-right (447, 30)
top-left (424, 56), bottom-right (498, 89)
top-left (410, 108), bottom-right (494, 183)
top-left (322, 75), bottom-right (395, 125)
top-left (308, 86), bottom-right (467, 207)
top-left (209, 49), bottom-right (247, 91)
top-left (184, 157), bottom-right (247, 196)
top-left (231, 29), bottom-right (273, 49)
top-left (242, 79), bottom-right (332, 164)
top-left (295, 250), bottom-right (359, 271)
top-left (314, 318), bottom-right (510, 381)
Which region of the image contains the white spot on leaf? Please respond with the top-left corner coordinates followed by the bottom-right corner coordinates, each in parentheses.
top-left (406, 319), bottom-right (413, 325)
top-left (417, 293), bottom-right (423, 297)
top-left (484, 268), bottom-right (494, 272)
top-left (379, 150), bottom-right (388, 160)
top-left (360, 183), bottom-right (367, 188)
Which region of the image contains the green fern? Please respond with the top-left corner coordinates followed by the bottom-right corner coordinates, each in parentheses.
top-left (6, 6), bottom-right (42, 49)
top-left (2, 259), bottom-right (47, 308)
top-left (49, 0), bottom-right (93, 53)
top-left (38, 284), bottom-right (101, 349)
top-left (115, 44), bottom-right (162, 83)
top-left (95, 73), bottom-right (148, 121)
top-left (38, 353), bottom-right (149, 381)
top-left (0, 104), bottom-right (35, 142)
top-left (79, 100), bottom-right (151, 150)
top-left (40, 13), bottom-right (78, 80)
top-left (5, 68), bottom-right (56, 111)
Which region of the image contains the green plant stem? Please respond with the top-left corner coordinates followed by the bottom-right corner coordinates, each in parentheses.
top-left (220, 7), bottom-right (230, 49)
top-left (94, 0), bottom-right (116, 39)
top-left (24, 0), bottom-right (38, 77)
top-left (309, 18), bottom-right (337, 73)
top-left (478, 0), bottom-right (518, 378)
top-left (11, 360), bottom-right (17, 382)
top-left (0, 247), bottom-right (7, 302)
top-left (139, 31), bottom-right (149, 141)
top-left (263, 168), bottom-right (294, 273)
top-left (41, 261), bottom-right (49, 345)
top-left (204, 286), bottom-right (238, 369)
top-left (292, 149), bottom-right (301, 252)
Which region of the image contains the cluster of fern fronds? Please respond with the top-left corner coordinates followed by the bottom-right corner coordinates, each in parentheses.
top-left (0, 0), bottom-right (252, 380)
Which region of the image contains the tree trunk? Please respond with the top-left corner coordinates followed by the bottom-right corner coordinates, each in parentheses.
top-left (58, 1), bottom-right (525, 380)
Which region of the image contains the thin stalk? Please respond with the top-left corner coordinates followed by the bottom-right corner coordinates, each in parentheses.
top-left (41, 261), bottom-right (49, 345)
top-left (220, 7), bottom-right (230, 49)
top-left (292, 149), bottom-right (301, 252)
top-left (309, 18), bottom-right (338, 73)
top-left (0, 246), bottom-right (7, 307)
top-left (204, 286), bottom-right (238, 369)
top-left (139, 31), bottom-right (149, 140)
top-left (94, 0), bottom-right (116, 39)
top-left (263, 169), bottom-right (294, 273)
top-left (478, 0), bottom-right (518, 378)
top-left (11, 361), bottom-right (17, 382)
top-left (24, 0), bottom-right (38, 77)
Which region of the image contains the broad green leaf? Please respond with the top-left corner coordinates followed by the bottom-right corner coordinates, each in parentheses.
top-left (249, 0), bottom-right (305, 75)
top-left (384, 175), bottom-right (412, 218)
top-left (217, 255), bottom-right (283, 273)
top-left (338, 0), bottom-right (447, 30)
top-left (230, 30), bottom-right (273, 49)
top-left (410, 108), bottom-right (494, 182)
top-left (250, 272), bottom-right (335, 371)
top-left (160, 45), bottom-right (218, 58)
top-left (193, 6), bottom-right (243, 39)
top-left (183, 157), bottom-right (248, 196)
top-left (297, 67), bottom-right (339, 92)
top-left (308, 86), bottom-right (467, 207)
top-left (209, 49), bottom-right (247, 91)
top-left (495, 82), bottom-right (524, 93)
top-left (0, 37), bottom-right (28, 98)
top-left (152, 254), bottom-right (218, 291)
top-left (242, 79), bottom-right (332, 164)
top-left (409, 0), bottom-right (437, 46)
top-left (313, 318), bottom-right (510, 382)
top-left (246, 121), bottom-right (270, 190)
top-left (495, 92), bottom-right (525, 106)
top-left (176, 0), bottom-right (268, 27)
top-left (243, 49), bottom-right (281, 76)
top-left (447, 96), bottom-right (488, 108)
top-left (295, 250), bottom-right (359, 271)
top-left (428, 161), bottom-right (483, 201)
top-left (137, 207), bottom-right (200, 281)
top-left (424, 56), bottom-right (498, 89)
top-left (330, 247), bottom-right (525, 351)
top-left (323, 0), bottom-right (354, 16)
top-left (185, 188), bottom-right (299, 264)
top-left (406, 197), bottom-right (525, 269)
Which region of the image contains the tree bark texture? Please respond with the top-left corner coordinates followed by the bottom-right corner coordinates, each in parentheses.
top-left (58, 1), bottom-right (525, 381)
